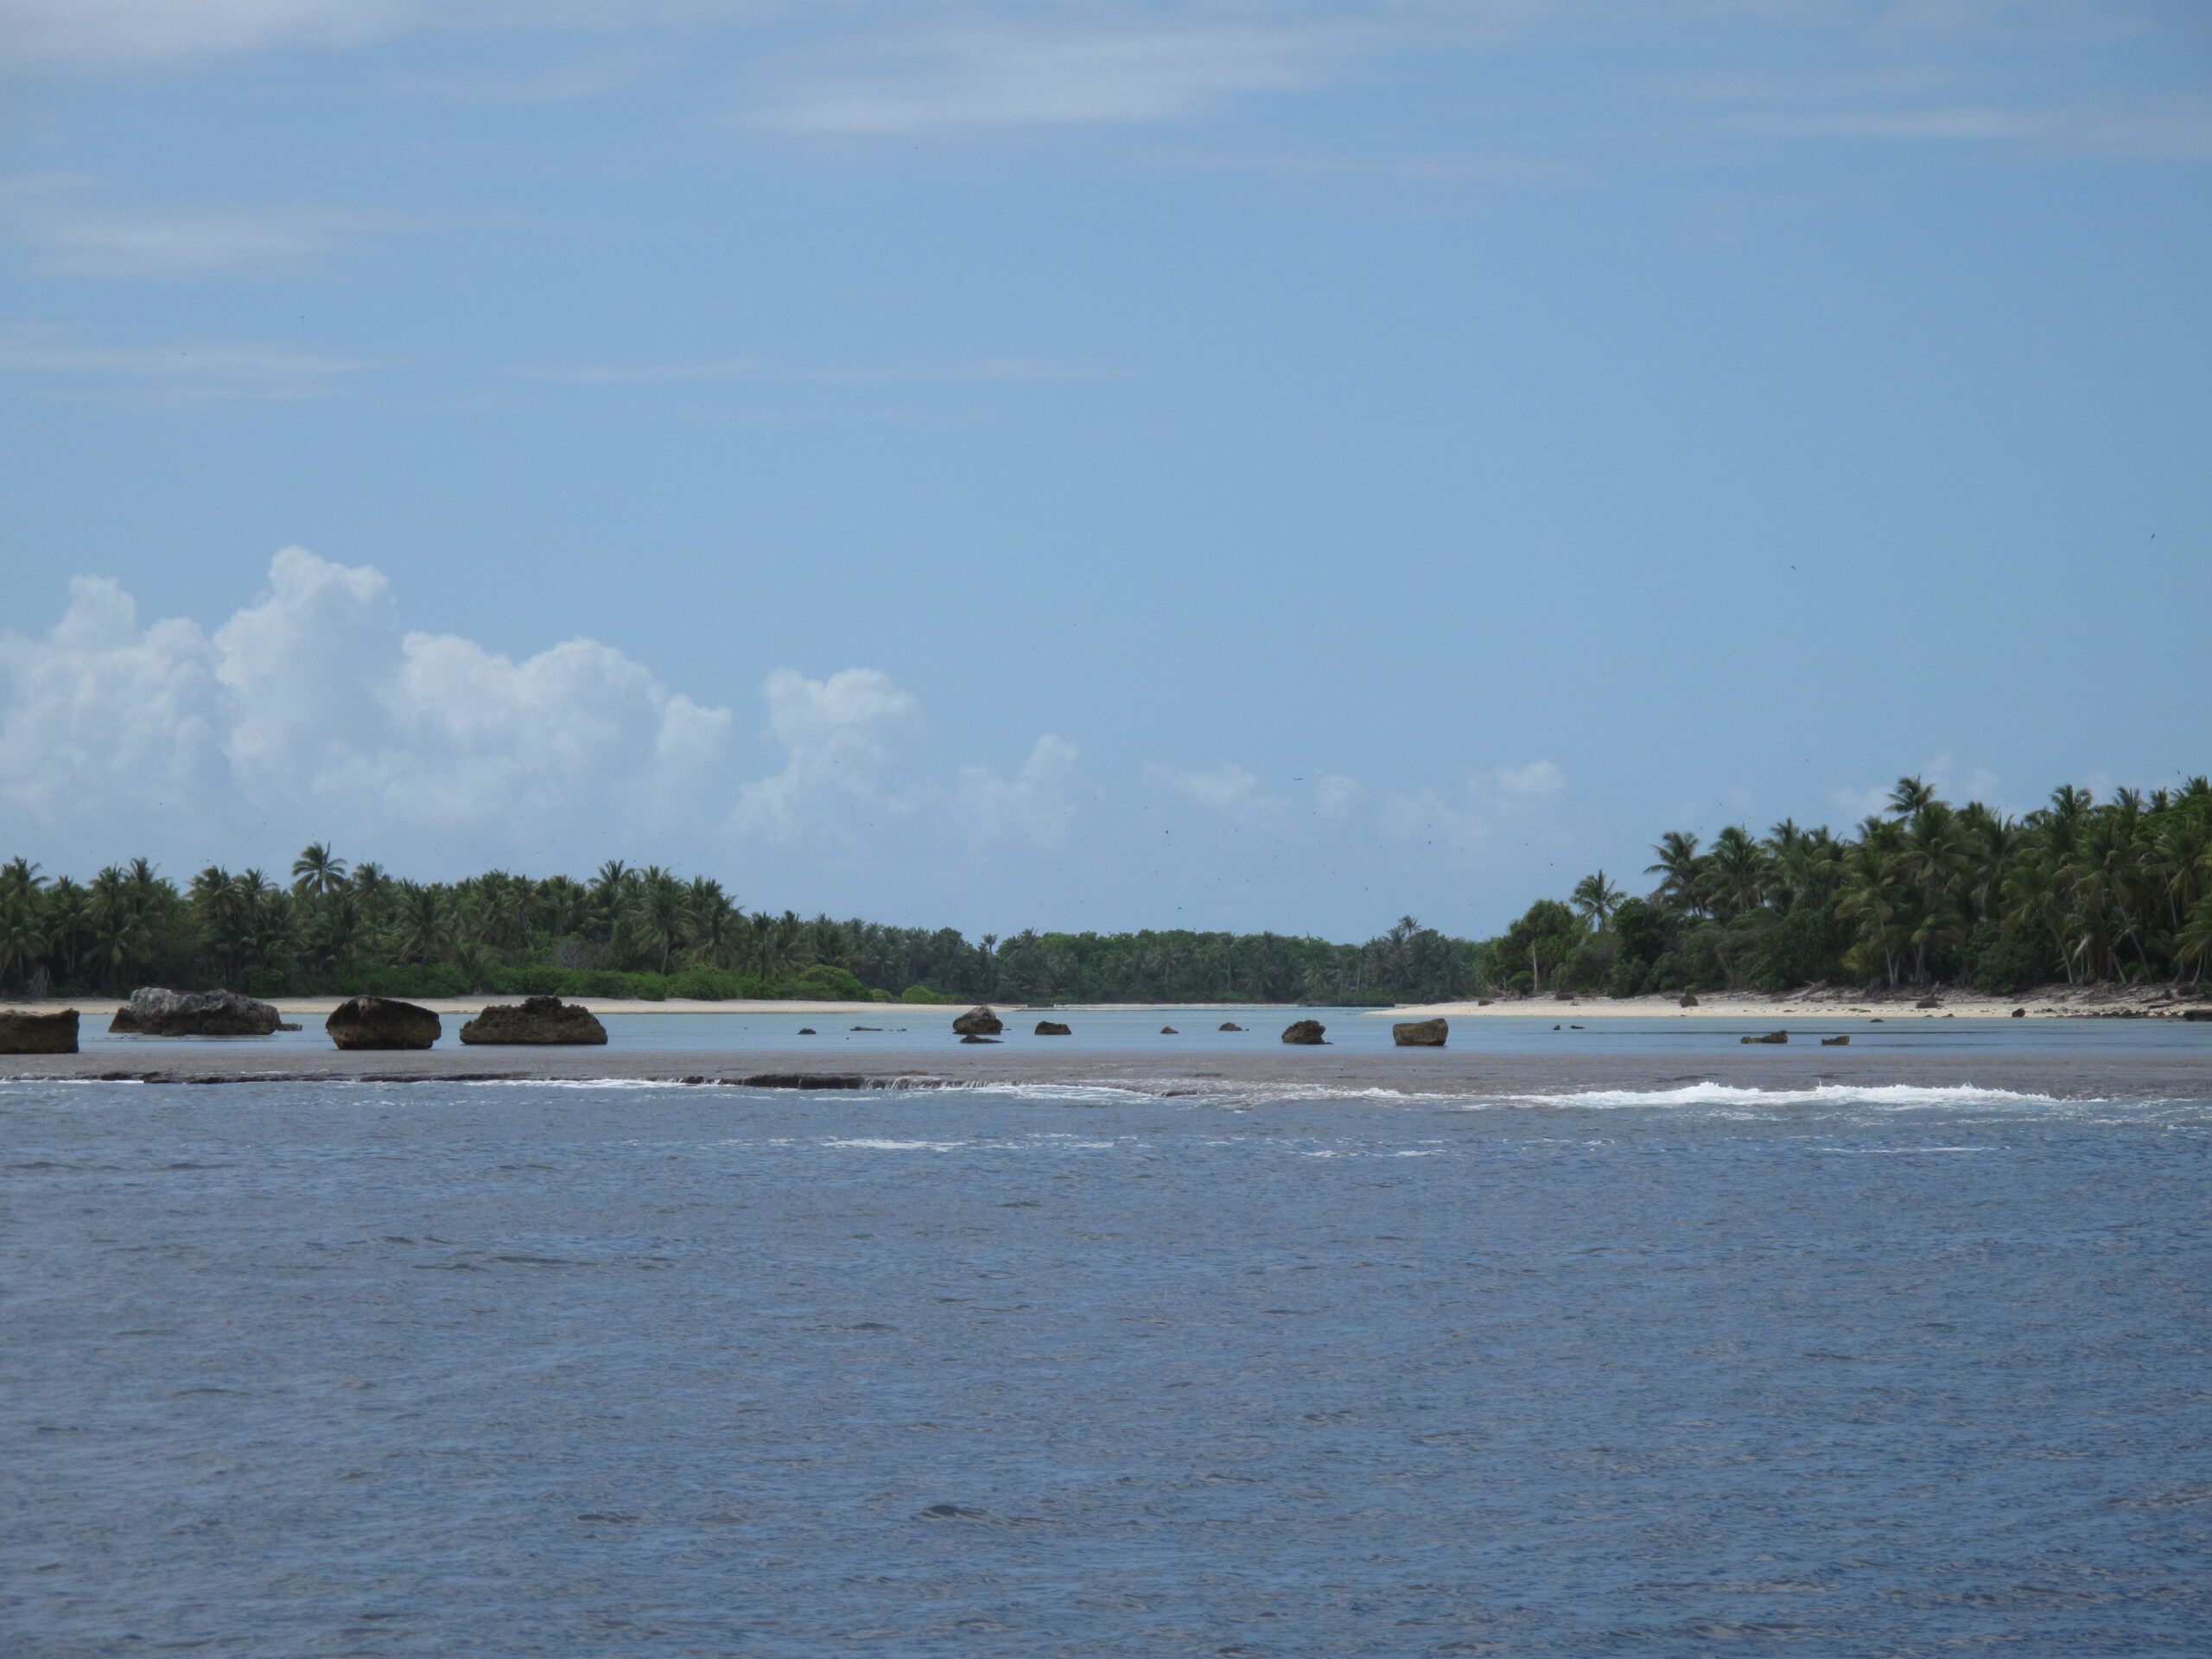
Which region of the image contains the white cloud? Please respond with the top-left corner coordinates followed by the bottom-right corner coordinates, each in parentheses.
top-left (729, 666), bottom-right (920, 840)
top-left (0, 548), bottom-right (735, 869)
top-left (519, 355), bottom-right (1128, 386)
top-left (0, 576), bottom-right (226, 830)
top-left (0, 335), bottom-right (369, 401)
top-left (1313, 772), bottom-right (1365, 818)
top-left (1381, 760), bottom-right (1565, 860)
top-left (956, 734), bottom-right (1080, 847)
top-left (1147, 759), bottom-right (1270, 818)
top-left (746, 18), bottom-right (1348, 135)
top-left (1, 180), bottom-right (420, 276)
top-left (0, 0), bottom-right (431, 66)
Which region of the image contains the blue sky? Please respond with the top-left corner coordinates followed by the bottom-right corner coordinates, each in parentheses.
top-left (2, 1), bottom-right (2207, 938)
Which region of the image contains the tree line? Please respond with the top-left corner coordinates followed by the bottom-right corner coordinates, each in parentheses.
top-left (1491, 775), bottom-right (2211, 996)
top-left (0, 852), bottom-right (1478, 1005)
top-left (1, 773), bottom-right (2202, 1004)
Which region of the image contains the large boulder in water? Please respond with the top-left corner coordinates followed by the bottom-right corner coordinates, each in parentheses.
top-left (327, 995), bottom-right (440, 1051)
top-left (113, 987), bottom-right (279, 1037)
top-left (952, 1006), bottom-right (1003, 1037)
top-left (1281, 1019), bottom-right (1327, 1046)
top-left (457, 996), bottom-right (607, 1046)
top-left (1393, 1018), bottom-right (1448, 1047)
top-left (0, 1008), bottom-right (78, 1053)
top-left (1034, 1020), bottom-right (1071, 1036)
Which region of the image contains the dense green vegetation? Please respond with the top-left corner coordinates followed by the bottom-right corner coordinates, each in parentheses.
top-left (1492, 775), bottom-right (2212, 996)
top-left (0, 854), bottom-right (1478, 1005)
top-left (2, 775), bottom-right (2203, 1004)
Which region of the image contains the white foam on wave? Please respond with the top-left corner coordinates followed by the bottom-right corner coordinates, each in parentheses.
top-left (455, 1077), bottom-right (685, 1090)
top-left (1499, 1082), bottom-right (2083, 1110)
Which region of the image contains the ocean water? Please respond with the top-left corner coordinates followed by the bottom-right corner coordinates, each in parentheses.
top-left (4, 1074), bottom-right (2209, 1656)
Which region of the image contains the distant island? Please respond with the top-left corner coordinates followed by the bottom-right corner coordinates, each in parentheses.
top-left (2, 776), bottom-right (2204, 1005)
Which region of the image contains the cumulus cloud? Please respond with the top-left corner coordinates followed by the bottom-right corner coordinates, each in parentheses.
top-left (1147, 759), bottom-right (1272, 819)
top-left (0, 548), bottom-right (734, 868)
top-left (729, 666), bottom-right (920, 840)
top-left (0, 548), bottom-right (1114, 884)
top-left (957, 734), bottom-right (1080, 848)
top-left (1381, 760), bottom-right (1565, 860)
top-left (1313, 772), bottom-right (1365, 818)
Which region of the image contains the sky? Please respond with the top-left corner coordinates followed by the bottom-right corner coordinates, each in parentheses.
top-left (1, 1), bottom-right (2207, 940)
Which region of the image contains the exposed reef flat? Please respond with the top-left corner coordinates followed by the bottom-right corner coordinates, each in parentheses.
top-left (2, 1044), bottom-right (2201, 1102)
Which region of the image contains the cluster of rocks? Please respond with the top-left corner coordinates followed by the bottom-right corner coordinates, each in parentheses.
top-left (0, 988), bottom-right (618, 1054)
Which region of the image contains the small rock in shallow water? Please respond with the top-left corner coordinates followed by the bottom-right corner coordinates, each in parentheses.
top-left (118, 987), bottom-right (279, 1038)
top-left (960, 1034), bottom-right (1001, 1044)
top-left (1034, 1020), bottom-right (1071, 1036)
top-left (458, 996), bottom-right (607, 1046)
top-left (326, 996), bottom-right (439, 1051)
top-left (1160, 1026), bottom-right (1179, 1034)
top-left (1821, 1034), bottom-right (1849, 1046)
top-left (1741, 1030), bottom-right (1789, 1045)
top-left (0, 1008), bottom-right (77, 1054)
top-left (1219, 1021), bottom-right (1244, 1031)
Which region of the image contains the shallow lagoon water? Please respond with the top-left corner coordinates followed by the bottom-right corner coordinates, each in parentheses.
top-left (4, 1052), bottom-right (2209, 1655)
top-left (76, 1002), bottom-right (2212, 1059)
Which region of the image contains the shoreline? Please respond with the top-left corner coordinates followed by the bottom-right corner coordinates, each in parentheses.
top-left (0, 982), bottom-right (2202, 1022)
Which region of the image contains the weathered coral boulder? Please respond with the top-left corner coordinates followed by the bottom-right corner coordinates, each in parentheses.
top-left (326, 995), bottom-right (440, 1051)
top-left (0, 1008), bottom-right (78, 1054)
top-left (1218, 1021), bottom-right (1244, 1032)
top-left (959, 1034), bottom-right (1001, 1045)
top-left (113, 988), bottom-right (279, 1038)
top-left (1393, 1018), bottom-right (1448, 1047)
top-left (457, 996), bottom-right (607, 1046)
top-left (1740, 1030), bottom-right (1789, 1045)
top-left (1679, 994), bottom-right (1699, 1008)
top-left (952, 1006), bottom-right (1003, 1036)
top-left (1821, 1034), bottom-right (1850, 1046)
top-left (1281, 1019), bottom-right (1327, 1046)
top-left (1160, 1026), bottom-right (1179, 1034)
top-left (1034, 1020), bottom-right (1072, 1036)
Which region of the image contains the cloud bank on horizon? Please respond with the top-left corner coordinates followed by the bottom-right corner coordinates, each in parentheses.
top-left (0, 551), bottom-right (1571, 918)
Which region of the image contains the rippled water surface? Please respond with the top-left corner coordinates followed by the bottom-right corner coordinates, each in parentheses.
top-left (5, 1076), bottom-right (2209, 1656)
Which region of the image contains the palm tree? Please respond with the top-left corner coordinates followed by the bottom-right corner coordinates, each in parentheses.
top-left (1837, 821), bottom-right (1910, 988)
top-left (1646, 831), bottom-right (1705, 916)
top-left (0, 900), bottom-right (45, 991)
top-left (1707, 827), bottom-right (1768, 919)
top-left (639, 868), bottom-right (690, 975)
top-left (389, 882), bottom-right (448, 966)
top-left (1569, 872), bottom-right (1624, 930)
top-left (1889, 776), bottom-right (1937, 818)
top-left (0, 857), bottom-right (43, 906)
top-left (290, 842), bottom-right (349, 897)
